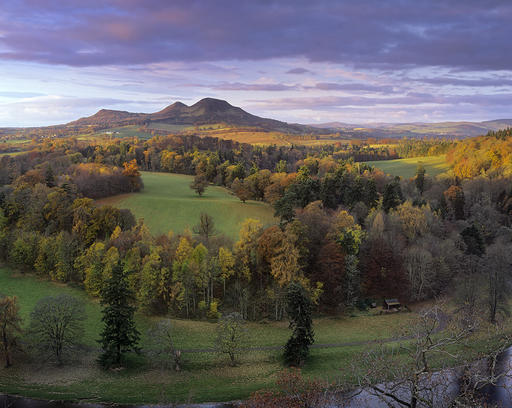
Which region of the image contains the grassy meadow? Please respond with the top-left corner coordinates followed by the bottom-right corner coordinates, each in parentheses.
top-left (0, 265), bottom-right (417, 404)
top-left (0, 267), bottom-right (507, 404)
top-left (97, 172), bottom-right (277, 240)
top-left (364, 155), bottom-right (449, 178)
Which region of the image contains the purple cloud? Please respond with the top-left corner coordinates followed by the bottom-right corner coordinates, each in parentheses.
top-left (312, 82), bottom-right (398, 93)
top-left (1, 0), bottom-right (511, 70)
top-left (286, 68), bottom-right (312, 74)
top-left (209, 82), bottom-right (297, 91)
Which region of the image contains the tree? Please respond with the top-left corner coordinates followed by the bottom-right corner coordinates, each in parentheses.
top-left (218, 246), bottom-right (235, 296)
top-left (98, 261), bottom-right (140, 367)
top-left (444, 185), bottom-right (465, 220)
top-left (193, 212), bottom-right (217, 245)
top-left (415, 164), bottom-right (426, 195)
top-left (145, 319), bottom-right (181, 371)
top-left (29, 294), bottom-right (86, 364)
top-left (190, 172), bottom-right (208, 196)
top-left (313, 241), bottom-right (345, 312)
top-left (232, 177), bottom-right (252, 203)
top-left (44, 164), bottom-right (55, 188)
top-left (383, 177), bottom-right (404, 213)
top-left (122, 159), bottom-right (143, 192)
top-left (485, 242), bottom-right (512, 324)
top-left (352, 304), bottom-right (506, 408)
top-left (283, 282), bottom-right (314, 367)
top-left (0, 295), bottom-right (22, 367)
top-left (215, 312), bottom-right (247, 366)
top-left (461, 224), bottom-right (485, 257)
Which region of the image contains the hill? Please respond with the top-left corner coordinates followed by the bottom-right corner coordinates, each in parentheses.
top-left (96, 172), bottom-right (277, 239)
top-left (68, 97), bottom-right (323, 135)
top-left (310, 120), bottom-right (512, 139)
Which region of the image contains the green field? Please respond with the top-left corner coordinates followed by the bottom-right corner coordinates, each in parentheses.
top-left (97, 172), bottom-right (277, 240)
top-left (0, 269), bottom-right (505, 405)
top-left (94, 125), bottom-right (154, 139)
top-left (0, 266), bottom-right (418, 404)
top-left (364, 155), bottom-right (449, 178)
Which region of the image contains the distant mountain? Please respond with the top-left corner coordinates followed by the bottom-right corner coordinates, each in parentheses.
top-left (309, 120), bottom-right (512, 139)
top-left (68, 98), bottom-right (322, 134)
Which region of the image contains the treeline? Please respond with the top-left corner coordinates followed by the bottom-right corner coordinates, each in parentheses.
top-left (447, 127), bottom-right (512, 178)
top-left (395, 138), bottom-right (455, 158)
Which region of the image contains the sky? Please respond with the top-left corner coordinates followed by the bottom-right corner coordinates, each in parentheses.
top-left (1, 0), bottom-right (512, 127)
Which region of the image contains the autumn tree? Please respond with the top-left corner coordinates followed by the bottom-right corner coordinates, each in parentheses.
top-left (190, 172), bottom-right (208, 196)
top-left (232, 177), bottom-right (252, 203)
top-left (122, 159), bottom-right (143, 192)
top-left (444, 185), bottom-right (465, 220)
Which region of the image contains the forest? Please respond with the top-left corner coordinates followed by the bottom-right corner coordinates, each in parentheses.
top-left (0, 130), bottom-right (510, 320)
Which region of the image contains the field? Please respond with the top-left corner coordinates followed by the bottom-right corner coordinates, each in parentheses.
top-left (364, 155), bottom-right (449, 178)
top-left (93, 125), bottom-right (153, 139)
top-left (97, 172), bottom-right (277, 240)
top-left (0, 265), bottom-right (418, 404)
top-left (0, 267), bottom-right (507, 404)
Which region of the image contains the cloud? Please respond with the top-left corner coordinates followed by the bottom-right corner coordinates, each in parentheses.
top-left (247, 93), bottom-right (512, 110)
top-left (0, 95), bottom-right (163, 126)
top-left (207, 82), bottom-right (297, 91)
top-left (286, 68), bottom-right (312, 74)
top-left (1, 0), bottom-right (511, 70)
top-left (312, 82), bottom-right (398, 93)
top-left (413, 77), bottom-right (512, 87)
top-left (0, 91), bottom-right (46, 98)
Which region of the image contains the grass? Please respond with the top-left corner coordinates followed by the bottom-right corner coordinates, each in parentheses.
top-left (97, 172), bottom-right (277, 240)
top-left (364, 155), bottom-right (449, 178)
top-left (0, 150), bottom-right (31, 157)
top-left (0, 265), bottom-right (417, 404)
top-left (94, 125), bottom-right (153, 139)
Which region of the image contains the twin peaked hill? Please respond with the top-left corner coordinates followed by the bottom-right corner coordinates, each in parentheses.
top-left (68, 98), bottom-right (317, 134)
top-left (67, 97), bottom-right (512, 139)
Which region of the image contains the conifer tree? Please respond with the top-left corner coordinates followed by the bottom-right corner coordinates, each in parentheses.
top-left (98, 260), bottom-right (140, 367)
top-left (283, 282), bottom-right (314, 367)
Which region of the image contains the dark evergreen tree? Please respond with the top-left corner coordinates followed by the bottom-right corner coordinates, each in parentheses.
top-left (415, 165), bottom-right (426, 195)
top-left (44, 165), bottom-right (55, 188)
top-left (382, 177), bottom-right (404, 212)
top-left (98, 261), bottom-right (140, 367)
top-left (283, 282), bottom-right (314, 366)
top-left (461, 225), bottom-right (485, 257)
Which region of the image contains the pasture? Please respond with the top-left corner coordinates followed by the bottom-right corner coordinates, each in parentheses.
top-left (0, 267), bottom-right (505, 404)
top-left (365, 155), bottom-right (449, 178)
top-left (0, 266), bottom-right (414, 404)
top-left (97, 172), bottom-right (277, 240)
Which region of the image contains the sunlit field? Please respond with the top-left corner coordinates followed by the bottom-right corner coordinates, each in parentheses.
top-left (97, 172), bottom-right (277, 240)
top-left (364, 155), bottom-right (449, 178)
